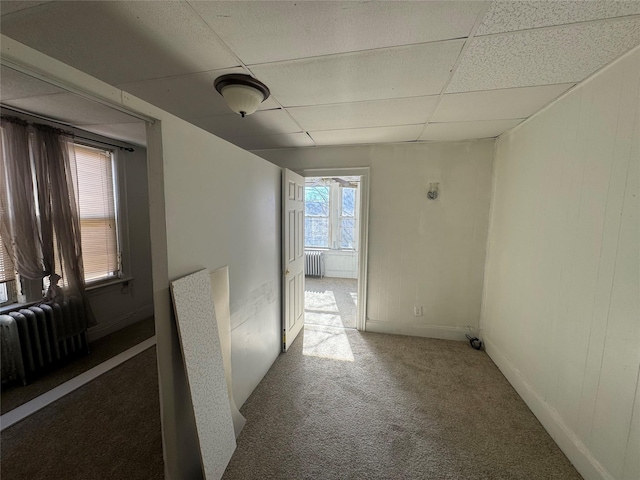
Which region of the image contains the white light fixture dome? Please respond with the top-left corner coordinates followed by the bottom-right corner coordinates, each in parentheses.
top-left (214, 74), bottom-right (270, 117)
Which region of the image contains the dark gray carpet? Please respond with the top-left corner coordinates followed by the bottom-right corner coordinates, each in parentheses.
top-left (1, 316), bottom-right (156, 414)
top-left (0, 346), bottom-right (164, 480)
top-left (223, 328), bottom-right (582, 480)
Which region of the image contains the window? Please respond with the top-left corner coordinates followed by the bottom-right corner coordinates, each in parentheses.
top-left (74, 144), bottom-right (120, 284)
top-left (1, 141), bottom-right (120, 302)
top-left (304, 186), bottom-right (330, 248)
top-left (304, 178), bottom-right (359, 250)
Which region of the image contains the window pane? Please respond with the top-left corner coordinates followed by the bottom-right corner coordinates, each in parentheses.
top-left (340, 217), bottom-right (355, 249)
top-left (305, 186), bottom-right (329, 216)
top-left (342, 188), bottom-right (356, 217)
top-left (305, 217), bottom-right (329, 248)
top-left (0, 280), bottom-right (16, 305)
top-left (304, 185), bottom-right (330, 247)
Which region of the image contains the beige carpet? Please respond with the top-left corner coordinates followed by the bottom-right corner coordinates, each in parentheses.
top-left (305, 277), bottom-right (358, 329)
top-left (223, 327), bottom-right (582, 480)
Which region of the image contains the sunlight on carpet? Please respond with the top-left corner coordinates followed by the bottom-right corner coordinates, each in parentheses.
top-left (305, 289), bottom-right (338, 312)
top-left (302, 324), bottom-right (354, 362)
top-left (304, 311), bottom-right (345, 328)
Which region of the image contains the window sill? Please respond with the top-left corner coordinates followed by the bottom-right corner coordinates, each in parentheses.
top-left (0, 300), bottom-right (39, 315)
top-left (0, 277), bottom-right (133, 313)
top-left (86, 276), bottom-right (133, 292)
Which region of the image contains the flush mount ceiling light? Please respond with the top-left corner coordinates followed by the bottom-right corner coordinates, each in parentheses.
top-left (214, 74), bottom-right (270, 118)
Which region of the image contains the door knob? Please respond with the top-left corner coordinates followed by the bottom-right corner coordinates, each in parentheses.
top-left (285, 269), bottom-right (290, 275)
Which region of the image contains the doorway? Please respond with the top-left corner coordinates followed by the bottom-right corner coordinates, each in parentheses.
top-left (304, 176), bottom-right (360, 330)
top-left (299, 167), bottom-right (370, 333)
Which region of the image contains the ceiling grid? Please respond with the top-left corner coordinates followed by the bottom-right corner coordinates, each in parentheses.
top-left (1, 0), bottom-right (639, 149)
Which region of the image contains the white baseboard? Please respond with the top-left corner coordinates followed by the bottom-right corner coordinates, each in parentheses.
top-left (88, 303), bottom-right (154, 342)
top-left (483, 335), bottom-right (613, 480)
top-left (365, 320), bottom-right (469, 341)
top-left (323, 270), bottom-right (357, 279)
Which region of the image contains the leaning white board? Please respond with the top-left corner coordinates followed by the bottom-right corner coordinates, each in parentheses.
top-left (210, 266), bottom-right (246, 437)
top-left (170, 269), bottom-right (236, 480)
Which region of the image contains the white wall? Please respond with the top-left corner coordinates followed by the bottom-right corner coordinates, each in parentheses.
top-left (160, 116), bottom-right (281, 407)
top-left (481, 47), bottom-right (640, 480)
top-left (258, 140), bottom-right (494, 340)
top-left (323, 250), bottom-right (358, 278)
top-left (144, 115), bottom-right (282, 479)
top-left (88, 146), bottom-right (154, 340)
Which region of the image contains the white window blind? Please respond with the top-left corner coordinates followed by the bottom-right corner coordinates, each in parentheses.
top-left (74, 144), bottom-right (119, 283)
top-left (0, 237), bottom-right (13, 284)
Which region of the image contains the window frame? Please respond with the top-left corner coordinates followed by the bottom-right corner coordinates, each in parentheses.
top-left (339, 186), bottom-right (358, 250)
top-left (73, 140), bottom-right (126, 287)
top-left (304, 179), bottom-right (359, 251)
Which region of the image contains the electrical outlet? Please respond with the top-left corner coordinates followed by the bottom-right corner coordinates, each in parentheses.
top-left (413, 305), bottom-right (423, 317)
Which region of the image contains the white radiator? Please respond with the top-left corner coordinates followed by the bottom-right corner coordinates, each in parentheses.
top-left (305, 250), bottom-right (325, 278)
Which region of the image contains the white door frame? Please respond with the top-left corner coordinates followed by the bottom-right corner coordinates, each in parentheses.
top-left (296, 167), bottom-right (370, 331)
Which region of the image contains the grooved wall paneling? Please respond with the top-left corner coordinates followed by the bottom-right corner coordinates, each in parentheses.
top-left (482, 48), bottom-right (640, 480)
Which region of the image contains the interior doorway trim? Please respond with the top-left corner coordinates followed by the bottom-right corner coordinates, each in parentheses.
top-left (296, 167), bottom-right (370, 331)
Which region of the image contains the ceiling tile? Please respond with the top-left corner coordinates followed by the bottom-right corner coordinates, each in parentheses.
top-left (432, 83), bottom-right (574, 122)
top-left (448, 18), bottom-right (640, 92)
top-left (189, 109), bottom-right (301, 139)
top-left (77, 122), bottom-right (147, 147)
top-left (477, 1), bottom-right (640, 36)
top-left (287, 96), bottom-right (439, 131)
top-left (191, 1), bottom-right (486, 64)
top-left (420, 119), bottom-right (523, 141)
top-left (0, 1), bottom-right (240, 85)
top-left (119, 68), bottom-right (279, 120)
top-left (4, 93), bottom-right (141, 125)
top-left (310, 124), bottom-right (424, 146)
top-left (0, 65), bottom-right (65, 100)
top-left (0, 1), bottom-right (52, 17)
top-left (229, 132), bottom-right (314, 151)
top-left (252, 40), bottom-right (465, 107)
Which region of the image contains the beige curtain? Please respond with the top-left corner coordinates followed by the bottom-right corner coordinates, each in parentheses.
top-left (0, 118), bottom-right (44, 280)
top-left (0, 116), bottom-right (95, 326)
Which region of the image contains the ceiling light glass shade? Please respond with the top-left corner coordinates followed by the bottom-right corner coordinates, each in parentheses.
top-left (220, 84), bottom-right (264, 117)
top-left (214, 74), bottom-right (270, 118)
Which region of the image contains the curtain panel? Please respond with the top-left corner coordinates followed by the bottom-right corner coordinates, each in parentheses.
top-left (0, 116), bottom-right (95, 326)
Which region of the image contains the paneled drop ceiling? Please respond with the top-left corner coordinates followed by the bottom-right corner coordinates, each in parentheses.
top-left (1, 1), bottom-right (640, 150)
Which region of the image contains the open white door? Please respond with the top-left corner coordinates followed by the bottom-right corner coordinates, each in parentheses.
top-left (282, 168), bottom-right (305, 351)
